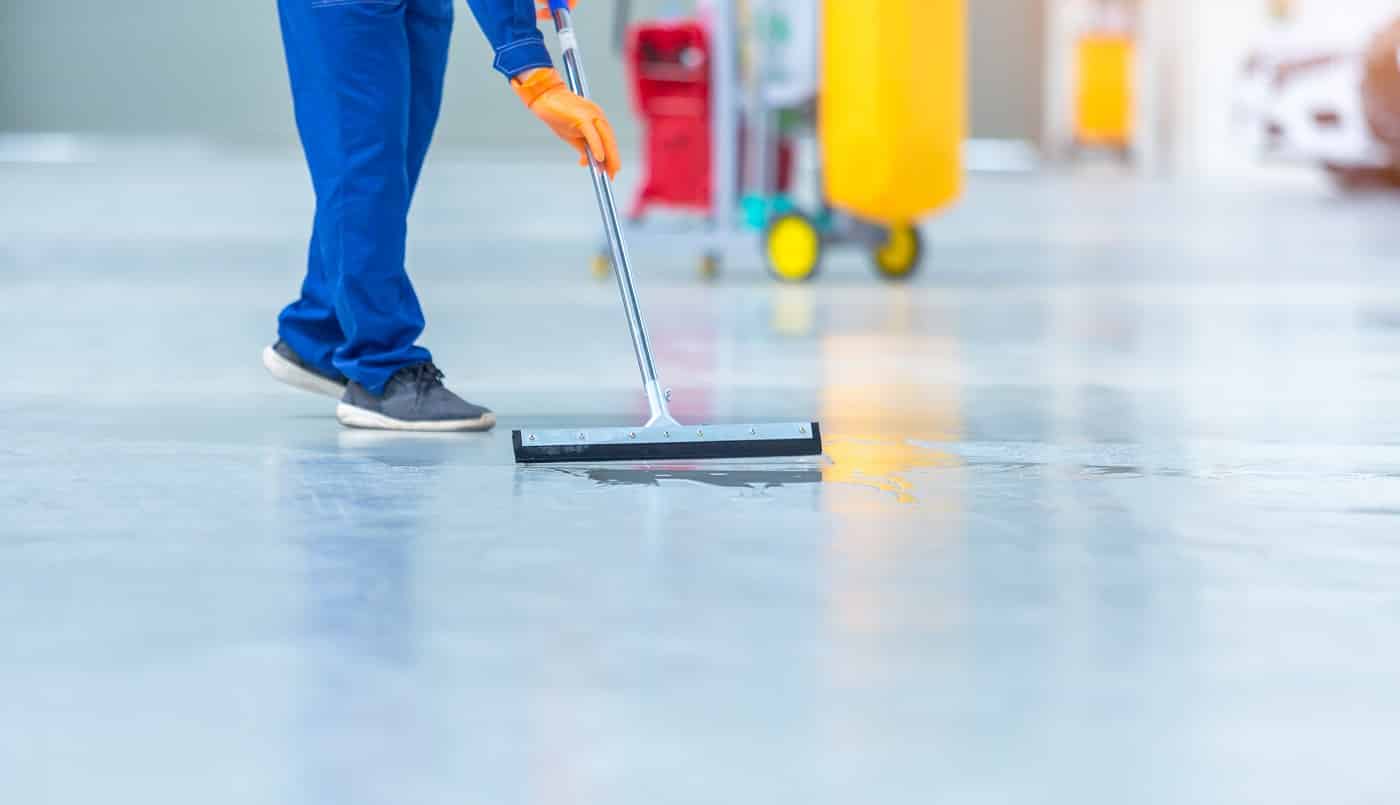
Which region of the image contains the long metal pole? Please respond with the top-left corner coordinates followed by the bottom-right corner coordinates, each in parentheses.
top-left (744, 0), bottom-right (772, 204)
top-left (550, 6), bottom-right (677, 427)
top-left (710, 0), bottom-right (738, 235)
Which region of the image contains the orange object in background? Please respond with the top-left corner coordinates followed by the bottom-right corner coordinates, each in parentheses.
top-left (1075, 33), bottom-right (1135, 148)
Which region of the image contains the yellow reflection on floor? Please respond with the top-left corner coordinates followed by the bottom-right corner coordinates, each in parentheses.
top-left (799, 291), bottom-right (968, 688)
top-left (821, 430), bottom-right (960, 505)
top-left (800, 289), bottom-right (965, 505)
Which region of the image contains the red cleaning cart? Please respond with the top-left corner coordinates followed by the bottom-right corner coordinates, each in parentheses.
top-left (599, 15), bottom-right (794, 280)
top-left (625, 21), bottom-right (793, 217)
top-left (626, 21), bottom-right (714, 218)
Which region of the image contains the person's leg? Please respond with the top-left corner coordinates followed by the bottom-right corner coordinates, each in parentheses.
top-left (271, 2), bottom-right (348, 385)
top-left (273, 0), bottom-right (492, 431)
top-left (404, 0), bottom-right (454, 198)
top-left (276, 0), bottom-right (431, 395)
top-left (275, 226), bottom-right (345, 381)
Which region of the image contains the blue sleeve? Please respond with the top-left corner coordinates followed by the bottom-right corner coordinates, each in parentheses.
top-left (464, 0), bottom-right (554, 78)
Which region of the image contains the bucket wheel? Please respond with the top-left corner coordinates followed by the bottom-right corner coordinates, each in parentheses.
top-left (871, 223), bottom-right (923, 281)
top-left (699, 252), bottom-right (722, 282)
top-left (765, 213), bottom-right (823, 283)
top-left (590, 252), bottom-right (612, 281)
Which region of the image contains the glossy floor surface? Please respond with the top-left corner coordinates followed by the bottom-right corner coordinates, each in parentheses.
top-left (4, 151), bottom-right (1400, 803)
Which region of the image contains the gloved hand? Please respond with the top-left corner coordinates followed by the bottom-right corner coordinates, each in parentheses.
top-left (535, 0), bottom-right (577, 22)
top-left (512, 67), bottom-right (622, 179)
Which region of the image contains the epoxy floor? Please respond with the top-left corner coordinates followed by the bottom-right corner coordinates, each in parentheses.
top-left (4, 150), bottom-right (1400, 803)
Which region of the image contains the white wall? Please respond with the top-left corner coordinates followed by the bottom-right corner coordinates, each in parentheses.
top-left (0, 0), bottom-right (651, 149)
top-left (3, 0), bottom-right (1043, 151)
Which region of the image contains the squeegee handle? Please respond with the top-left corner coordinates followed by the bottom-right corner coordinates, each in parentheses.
top-left (545, 6), bottom-right (676, 428)
top-left (546, 7), bottom-right (593, 116)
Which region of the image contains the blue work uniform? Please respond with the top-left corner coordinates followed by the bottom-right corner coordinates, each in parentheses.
top-left (276, 0), bottom-right (550, 394)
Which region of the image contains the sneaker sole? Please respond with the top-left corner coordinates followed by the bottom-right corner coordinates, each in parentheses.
top-left (335, 402), bottom-right (497, 433)
top-left (263, 345), bottom-right (347, 400)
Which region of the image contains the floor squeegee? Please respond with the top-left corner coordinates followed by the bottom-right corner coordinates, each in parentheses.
top-left (512, 1), bottom-right (823, 463)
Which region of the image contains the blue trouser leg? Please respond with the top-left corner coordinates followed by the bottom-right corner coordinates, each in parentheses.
top-left (278, 225), bottom-right (345, 381)
top-left (276, 0), bottom-right (452, 394)
top-left (405, 0), bottom-right (454, 194)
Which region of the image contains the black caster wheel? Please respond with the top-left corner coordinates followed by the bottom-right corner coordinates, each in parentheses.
top-left (699, 253), bottom-right (721, 281)
top-left (871, 223), bottom-right (923, 281)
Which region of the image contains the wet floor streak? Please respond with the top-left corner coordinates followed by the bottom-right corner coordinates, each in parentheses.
top-left (531, 439), bottom-right (1183, 505)
top-left (820, 436), bottom-right (962, 504)
top-left (534, 436), bottom-right (963, 505)
top-left (549, 466), bottom-right (825, 490)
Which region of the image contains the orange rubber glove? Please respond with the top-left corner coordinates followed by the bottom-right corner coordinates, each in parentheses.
top-left (512, 67), bottom-right (621, 180)
top-left (535, 0), bottom-right (576, 22)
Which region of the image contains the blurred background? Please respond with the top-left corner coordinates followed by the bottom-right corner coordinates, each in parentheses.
top-left (7, 0), bottom-right (1400, 183)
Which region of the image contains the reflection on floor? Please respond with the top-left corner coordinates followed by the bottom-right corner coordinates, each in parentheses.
top-left (4, 152), bottom-right (1400, 803)
top-left (815, 291), bottom-right (965, 504)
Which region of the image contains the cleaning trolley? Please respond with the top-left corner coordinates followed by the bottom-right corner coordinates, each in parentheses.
top-left (600, 0), bottom-right (966, 283)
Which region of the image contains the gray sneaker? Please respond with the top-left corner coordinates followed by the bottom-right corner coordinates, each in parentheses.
top-left (336, 363), bottom-right (496, 432)
top-left (262, 340), bottom-right (348, 399)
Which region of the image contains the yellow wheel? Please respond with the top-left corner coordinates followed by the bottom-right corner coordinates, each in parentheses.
top-left (590, 253), bottom-right (612, 280)
top-left (764, 213), bottom-right (822, 283)
top-left (699, 253), bottom-right (721, 282)
top-left (872, 223), bottom-right (923, 281)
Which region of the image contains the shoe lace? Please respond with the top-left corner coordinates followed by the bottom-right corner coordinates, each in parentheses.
top-left (398, 362), bottom-right (445, 405)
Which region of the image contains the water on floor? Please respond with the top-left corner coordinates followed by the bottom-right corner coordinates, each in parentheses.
top-left (3, 151), bottom-right (1400, 803)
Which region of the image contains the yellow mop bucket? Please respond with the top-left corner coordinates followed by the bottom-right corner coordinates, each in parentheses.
top-left (819, 0), bottom-right (966, 224)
